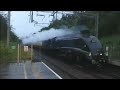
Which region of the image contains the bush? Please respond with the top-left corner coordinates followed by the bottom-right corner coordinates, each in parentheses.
top-left (0, 41), bottom-right (31, 62)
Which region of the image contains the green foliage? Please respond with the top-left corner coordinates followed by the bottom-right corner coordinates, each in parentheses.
top-left (40, 11), bottom-right (120, 38)
top-left (0, 15), bottom-right (7, 41)
top-left (0, 14), bottom-right (19, 42)
top-left (20, 46), bottom-right (31, 60)
top-left (100, 34), bottom-right (120, 46)
top-left (98, 11), bottom-right (120, 37)
top-left (40, 12), bottom-right (96, 32)
top-left (0, 41), bottom-right (31, 62)
top-left (0, 14), bottom-right (29, 62)
top-left (10, 31), bottom-right (19, 42)
top-left (41, 27), bottom-right (51, 31)
top-left (100, 35), bottom-right (120, 59)
top-left (0, 42), bottom-right (17, 61)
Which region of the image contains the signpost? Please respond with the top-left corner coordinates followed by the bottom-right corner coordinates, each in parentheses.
top-left (24, 46), bottom-right (28, 52)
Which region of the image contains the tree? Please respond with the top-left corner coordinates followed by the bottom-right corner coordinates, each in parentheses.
top-left (0, 14), bottom-right (19, 42)
top-left (40, 11), bottom-right (120, 38)
top-left (0, 15), bottom-right (7, 41)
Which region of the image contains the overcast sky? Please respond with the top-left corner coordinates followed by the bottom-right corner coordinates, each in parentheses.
top-left (10, 11), bottom-right (63, 39)
top-left (0, 11), bottom-right (73, 41)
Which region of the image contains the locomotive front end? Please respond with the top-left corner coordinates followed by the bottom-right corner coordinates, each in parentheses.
top-left (81, 30), bottom-right (108, 66)
top-left (88, 49), bottom-right (108, 65)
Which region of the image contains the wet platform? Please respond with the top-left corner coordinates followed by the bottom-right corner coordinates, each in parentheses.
top-left (110, 60), bottom-right (120, 66)
top-left (0, 61), bottom-right (61, 79)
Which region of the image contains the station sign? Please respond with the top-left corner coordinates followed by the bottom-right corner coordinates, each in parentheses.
top-left (24, 46), bottom-right (28, 52)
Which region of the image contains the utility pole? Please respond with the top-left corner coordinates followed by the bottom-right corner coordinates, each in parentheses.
top-left (52, 11), bottom-right (55, 22)
top-left (56, 11), bottom-right (58, 20)
top-left (7, 11), bottom-right (11, 47)
top-left (30, 11), bottom-right (33, 23)
top-left (96, 13), bottom-right (99, 38)
top-left (78, 11), bottom-right (99, 38)
top-left (51, 11), bottom-right (57, 22)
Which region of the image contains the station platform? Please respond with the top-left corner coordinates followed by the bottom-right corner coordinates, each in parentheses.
top-left (110, 60), bottom-right (120, 66)
top-left (0, 60), bottom-right (62, 79)
top-left (31, 61), bottom-right (62, 79)
top-left (0, 58), bottom-right (120, 79)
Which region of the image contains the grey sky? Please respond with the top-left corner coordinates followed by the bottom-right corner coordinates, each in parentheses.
top-left (11, 11), bottom-right (51, 39)
top-left (0, 11), bottom-right (74, 42)
top-left (10, 11), bottom-right (63, 39)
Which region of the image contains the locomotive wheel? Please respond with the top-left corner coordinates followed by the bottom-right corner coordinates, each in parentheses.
top-left (67, 54), bottom-right (73, 62)
top-left (75, 55), bottom-right (87, 66)
top-left (76, 56), bottom-right (80, 62)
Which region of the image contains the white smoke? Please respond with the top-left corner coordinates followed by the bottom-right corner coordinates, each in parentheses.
top-left (22, 28), bottom-right (74, 45)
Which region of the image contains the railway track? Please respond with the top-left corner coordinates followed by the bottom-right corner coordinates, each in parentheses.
top-left (55, 56), bottom-right (120, 79)
top-left (35, 50), bottom-right (120, 79)
top-left (97, 64), bottom-right (120, 78)
top-left (39, 52), bottom-right (98, 79)
top-left (73, 64), bottom-right (120, 79)
top-left (41, 57), bottom-right (78, 79)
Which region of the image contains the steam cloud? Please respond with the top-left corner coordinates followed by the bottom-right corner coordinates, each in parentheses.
top-left (22, 28), bottom-right (74, 45)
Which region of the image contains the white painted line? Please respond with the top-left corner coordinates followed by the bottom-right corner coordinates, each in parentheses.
top-left (23, 63), bottom-right (28, 79)
top-left (41, 62), bottom-right (62, 79)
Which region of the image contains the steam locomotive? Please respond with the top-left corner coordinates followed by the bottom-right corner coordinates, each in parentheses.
top-left (35, 26), bottom-right (108, 67)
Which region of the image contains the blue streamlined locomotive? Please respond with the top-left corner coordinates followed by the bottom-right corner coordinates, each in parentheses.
top-left (37, 26), bottom-right (108, 67)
